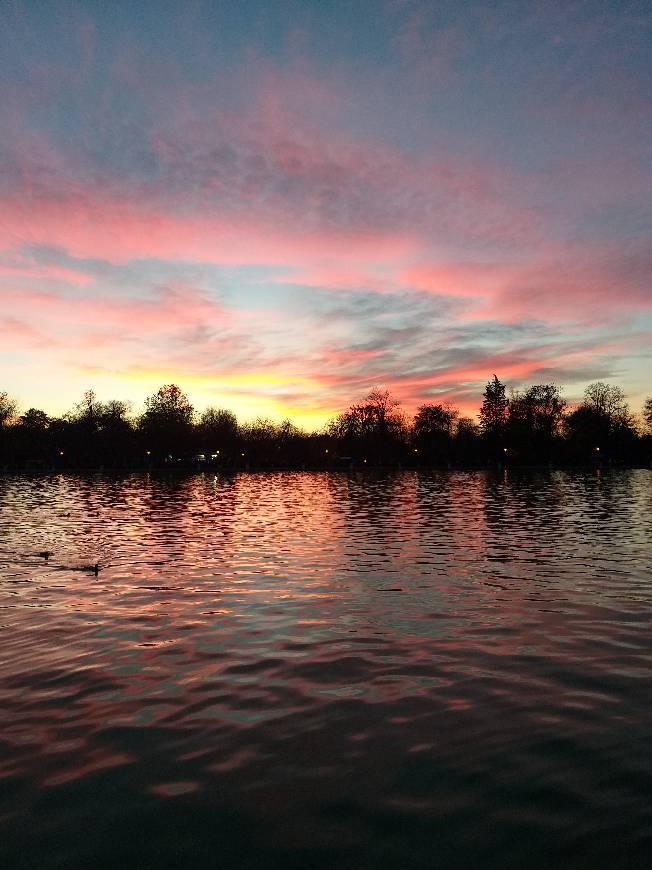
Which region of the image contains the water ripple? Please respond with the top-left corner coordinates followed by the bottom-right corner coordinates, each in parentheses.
top-left (0, 470), bottom-right (651, 868)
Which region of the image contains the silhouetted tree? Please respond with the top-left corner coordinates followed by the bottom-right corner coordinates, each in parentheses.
top-left (199, 407), bottom-right (239, 461)
top-left (12, 408), bottom-right (50, 464)
top-left (0, 391), bottom-right (17, 427)
top-left (452, 416), bottom-right (481, 464)
top-left (275, 419), bottom-right (307, 465)
top-left (240, 417), bottom-right (276, 466)
top-left (140, 384), bottom-right (194, 459)
top-left (583, 382), bottom-right (628, 420)
top-left (480, 375), bottom-right (509, 456)
top-left (362, 389), bottom-right (402, 434)
top-left (507, 384), bottom-right (566, 460)
top-left (456, 417), bottom-right (479, 439)
top-left (331, 389), bottom-right (398, 436)
top-left (0, 391), bottom-right (18, 465)
top-left (329, 388), bottom-right (407, 464)
top-left (97, 400), bottom-right (134, 465)
top-left (20, 408), bottom-right (49, 430)
top-left (413, 403), bottom-right (458, 463)
top-left (565, 382), bottom-right (635, 461)
top-left (1, 378), bottom-right (650, 470)
top-left (100, 399), bottom-right (131, 424)
top-left (643, 397), bottom-right (652, 434)
top-left (74, 389), bottom-right (99, 428)
top-left (60, 389), bottom-right (103, 464)
top-left (239, 417), bottom-right (308, 467)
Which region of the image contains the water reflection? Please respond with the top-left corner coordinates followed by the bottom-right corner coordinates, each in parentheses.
top-left (1, 470), bottom-right (651, 869)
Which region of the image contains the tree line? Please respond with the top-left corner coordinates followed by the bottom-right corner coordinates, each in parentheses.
top-left (1, 378), bottom-right (651, 470)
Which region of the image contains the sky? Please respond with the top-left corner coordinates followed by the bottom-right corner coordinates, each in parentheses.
top-left (1, 0), bottom-right (650, 429)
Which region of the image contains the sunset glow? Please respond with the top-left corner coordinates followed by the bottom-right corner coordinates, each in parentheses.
top-left (2, 1), bottom-right (650, 425)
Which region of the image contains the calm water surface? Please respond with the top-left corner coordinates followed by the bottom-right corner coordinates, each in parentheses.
top-left (1, 470), bottom-right (651, 869)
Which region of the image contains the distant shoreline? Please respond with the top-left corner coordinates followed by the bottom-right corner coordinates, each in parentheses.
top-left (2, 463), bottom-right (650, 475)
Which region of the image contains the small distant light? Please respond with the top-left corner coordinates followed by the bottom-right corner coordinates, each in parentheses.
top-left (216, 449), bottom-right (220, 454)
top-left (414, 448), bottom-right (418, 453)
top-left (325, 448), bottom-right (329, 453)
top-left (503, 448), bottom-right (508, 453)
top-left (595, 446), bottom-right (600, 452)
top-left (241, 452), bottom-right (245, 457)
top-left (59, 450), bottom-right (64, 456)
top-left (146, 450), bottom-right (151, 456)
top-left (363, 458), bottom-right (367, 463)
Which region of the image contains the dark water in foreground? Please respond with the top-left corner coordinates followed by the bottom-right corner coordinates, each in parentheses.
top-left (1, 471), bottom-right (651, 869)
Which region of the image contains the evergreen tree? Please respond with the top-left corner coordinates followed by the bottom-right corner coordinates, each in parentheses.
top-left (479, 376), bottom-right (509, 440)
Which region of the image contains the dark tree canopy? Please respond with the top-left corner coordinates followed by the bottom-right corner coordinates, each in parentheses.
top-left (328, 389), bottom-right (407, 464)
top-left (413, 403), bottom-right (458, 461)
top-left (583, 382), bottom-right (629, 421)
top-left (143, 385), bottom-right (194, 425)
top-left (74, 389), bottom-right (99, 425)
top-left (101, 400), bottom-right (131, 423)
top-left (200, 407), bottom-right (238, 438)
top-left (0, 377), bottom-right (650, 469)
top-left (479, 376), bottom-right (509, 438)
top-left (140, 384), bottom-right (194, 457)
top-left (413, 403), bottom-right (458, 439)
top-left (508, 384), bottom-right (566, 440)
top-left (20, 408), bottom-right (49, 430)
top-left (564, 382), bottom-right (636, 460)
top-left (331, 389), bottom-right (404, 440)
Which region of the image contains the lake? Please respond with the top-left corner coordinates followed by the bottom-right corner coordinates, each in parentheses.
top-left (1, 470), bottom-right (651, 869)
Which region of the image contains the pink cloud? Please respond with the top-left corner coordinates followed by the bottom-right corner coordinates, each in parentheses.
top-left (399, 242), bottom-right (652, 326)
top-left (0, 317), bottom-right (53, 351)
top-left (318, 347), bottom-right (387, 367)
top-left (400, 261), bottom-right (514, 299)
top-left (0, 191), bottom-right (417, 268)
top-left (1, 284), bottom-right (231, 336)
top-left (463, 244), bottom-right (652, 324)
top-left (295, 335), bottom-right (625, 415)
top-left (280, 266), bottom-right (396, 293)
top-left (0, 262), bottom-right (94, 286)
top-left (1, 64), bottom-right (542, 275)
